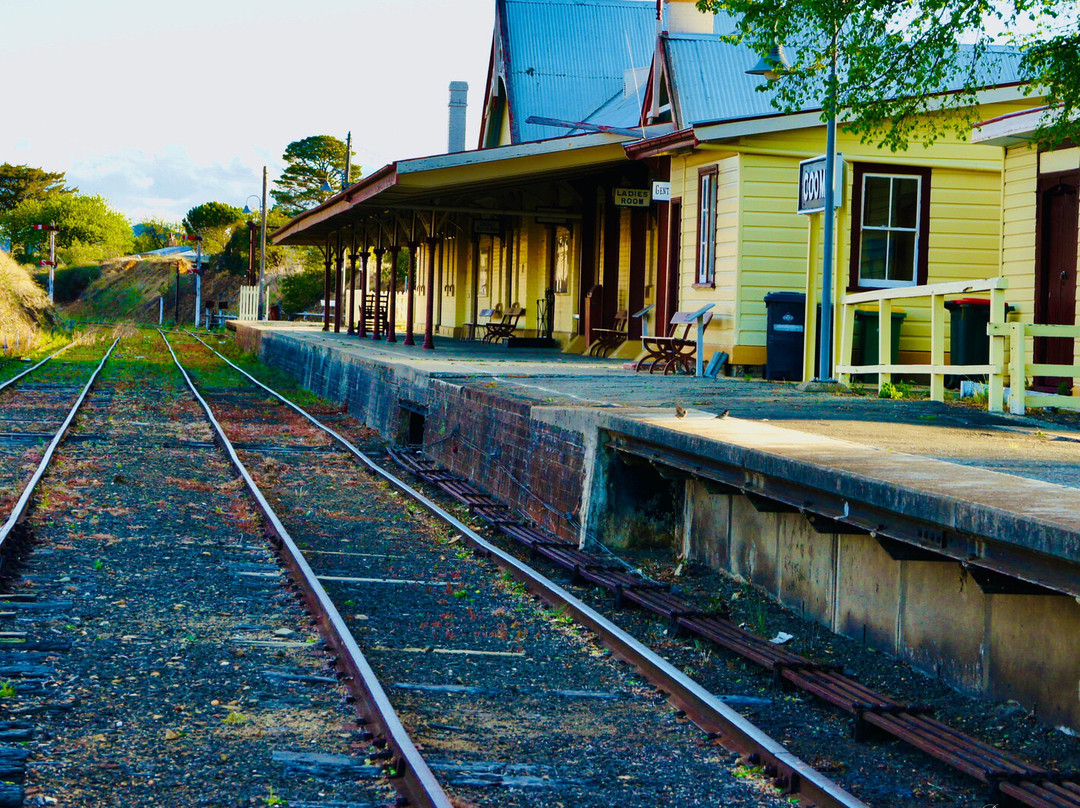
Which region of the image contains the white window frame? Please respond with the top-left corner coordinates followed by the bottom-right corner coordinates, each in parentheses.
top-left (697, 168), bottom-right (717, 285)
top-left (857, 172), bottom-right (923, 289)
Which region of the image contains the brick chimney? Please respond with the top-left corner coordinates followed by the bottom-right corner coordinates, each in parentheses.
top-left (448, 81), bottom-right (468, 154)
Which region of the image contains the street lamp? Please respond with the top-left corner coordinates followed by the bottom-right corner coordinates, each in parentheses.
top-left (748, 39), bottom-right (838, 384)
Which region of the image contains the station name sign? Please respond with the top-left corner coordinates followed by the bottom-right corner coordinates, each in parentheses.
top-left (613, 188), bottom-right (651, 207)
top-left (797, 154), bottom-right (844, 214)
top-left (473, 218), bottom-right (501, 235)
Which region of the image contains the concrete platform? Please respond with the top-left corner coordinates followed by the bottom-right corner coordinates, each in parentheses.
top-left (235, 322), bottom-right (1080, 727)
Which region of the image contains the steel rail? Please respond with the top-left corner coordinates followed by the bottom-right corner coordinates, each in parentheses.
top-left (0, 338), bottom-right (119, 549)
top-left (184, 332), bottom-right (868, 808)
top-left (161, 332), bottom-right (452, 808)
top-left (390, 452), bottom-right (1080, 808)
top-left (0, 343), bottom-right (74, 396)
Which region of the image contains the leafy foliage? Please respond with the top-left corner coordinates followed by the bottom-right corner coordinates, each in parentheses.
top-left (695, 0), bottom-right (1075, 150)
top-left (0, 164), bottom-right (73, 212)
top-left (218, 208), bottom-right (292, 276)
top-left (1, 193), bottom-right (132, 264)
top-left (182, 202), bottom-right (244, 254)
top-left (132, 218), bottom-right (181, 254)
top-left (271, 135), bottom-right (355, 215)
top-left (278, 265), bottom-right (325, 314)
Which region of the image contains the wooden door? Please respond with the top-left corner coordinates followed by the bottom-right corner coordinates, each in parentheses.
top-left (1034, 172), bottom-right (1079, 390)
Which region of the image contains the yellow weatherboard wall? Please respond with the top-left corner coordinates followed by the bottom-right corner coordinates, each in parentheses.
top-left (666, 100), bottom-right (1036, 369)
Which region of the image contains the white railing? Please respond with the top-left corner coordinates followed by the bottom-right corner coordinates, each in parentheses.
top-left (238, 286), bottom-right (268, 321)
top-left (987, 322), bottom-right (1080, 414)
top-left (836, 277), bottom-right (1009, 408)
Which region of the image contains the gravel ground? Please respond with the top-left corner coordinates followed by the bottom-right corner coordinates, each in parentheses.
top-left (174, 333), bottom-right (800, 808)
top-left (8, 331), bottom-right (394, 807)
top-left (389, 465), bottom-right (1080, 808)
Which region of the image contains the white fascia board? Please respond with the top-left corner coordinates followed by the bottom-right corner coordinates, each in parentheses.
top-left (972, 106), bottom-right (1057, 145)
top-left (397, 133), bottom-right (632, 175)
top-left (694, 85), bottom-right (1034, 144)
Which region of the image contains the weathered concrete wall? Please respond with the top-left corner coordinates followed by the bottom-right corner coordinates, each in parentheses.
top-left (684, 480), bottom-right (1080, 729)
top-left (253, 329), bottom-right (587, 543)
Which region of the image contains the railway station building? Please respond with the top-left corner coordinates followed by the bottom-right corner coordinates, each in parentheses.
top-left (273, 0), bottom-right (1044, 378)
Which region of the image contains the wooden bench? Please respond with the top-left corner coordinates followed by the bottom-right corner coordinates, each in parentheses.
top-left (636, 310), bottom-right (714, 375)
top-left (363, 292), bottom-right (389, 334)
top-left (588, 309), bottom-right (629, 357)
top-left (464, 308), bottom-right (495, 341)
top-left (482, 305), bottom-right (526, 344)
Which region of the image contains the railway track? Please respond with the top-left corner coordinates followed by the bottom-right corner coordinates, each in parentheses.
top-left (0, 328), bottom-right (1072, 807)
top-left (166, 331), bottom-right (869, 808)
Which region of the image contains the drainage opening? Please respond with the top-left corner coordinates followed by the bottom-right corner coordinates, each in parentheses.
top-left (601, 453), bottom-right (683, 553)
top-left (399, 400), bottom-right (427, 447)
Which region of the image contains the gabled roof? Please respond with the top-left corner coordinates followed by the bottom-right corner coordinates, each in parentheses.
top-left (479, 0), bottom-right (657, 146)
top-left (652, 34), bottom-right (1027, 132)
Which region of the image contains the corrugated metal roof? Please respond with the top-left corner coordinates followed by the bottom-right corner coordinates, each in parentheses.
top-left (502, 0), bottom-right (656, 142)
top-left (664, 34), bottom-right (1027, 129)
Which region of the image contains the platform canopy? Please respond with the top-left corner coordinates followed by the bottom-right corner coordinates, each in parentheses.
top-left (271, 132), bottom-right (642, 246)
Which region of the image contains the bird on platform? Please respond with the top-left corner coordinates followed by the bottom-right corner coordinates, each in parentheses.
top-left (715, 409), bottom-right (730, 419)
top-left (675, 405), bottom-right (687, 418)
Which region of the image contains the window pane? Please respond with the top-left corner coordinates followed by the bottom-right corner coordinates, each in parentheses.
top-left (863, 176), bottom-right (891, 227)
top-left (888, 231), bottom-right (916, 281)
top-left (859, 231), bottom-right (889, 281)
top-left (891, 178), bottom-right (919, 228)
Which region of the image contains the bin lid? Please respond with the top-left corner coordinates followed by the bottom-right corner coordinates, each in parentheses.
top-left (854, 305), bottom-right (906, 315)
top-left (764, 291), bottom-right (806, 303)
top-left (944, 297), bottom-right (990, 307)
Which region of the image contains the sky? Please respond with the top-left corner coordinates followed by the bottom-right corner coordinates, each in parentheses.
top-left (1, 0), bottom-right (494, 223)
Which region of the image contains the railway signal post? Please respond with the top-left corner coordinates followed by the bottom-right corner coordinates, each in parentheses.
top-left (32, 224), bottom-right (60, 303)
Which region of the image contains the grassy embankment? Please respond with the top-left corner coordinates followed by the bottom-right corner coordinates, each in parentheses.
top-left (0, 251), bottom-right (63, 358)
top-left (63, 257), bottom-right (248, 327)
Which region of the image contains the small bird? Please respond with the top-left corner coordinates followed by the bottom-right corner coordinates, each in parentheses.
top-left (674, 404), bottom-right (687, 418)
top-left (715, 409), bottom-right (730, 419)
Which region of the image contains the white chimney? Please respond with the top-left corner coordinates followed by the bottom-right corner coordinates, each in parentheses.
top-left (663, 0), bottom-right (713, 33)
top-left (448, 81), bottom-right (468, 154)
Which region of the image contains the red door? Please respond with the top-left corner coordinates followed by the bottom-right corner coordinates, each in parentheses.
top-left (1034, 172), bottom-right (1079, 391)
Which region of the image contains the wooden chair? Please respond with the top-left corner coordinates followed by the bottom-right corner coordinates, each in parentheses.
top-left (482, 305), bottom-right (526, 344)
top-left (464, 308), bottom-right (495, 341)
top-left (588, 309), bottom-right (629, 357)
top-left (636, 310), bottom-right (714, 374)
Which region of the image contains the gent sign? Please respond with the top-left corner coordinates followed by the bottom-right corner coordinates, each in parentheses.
top-left (798, 154), bottom-right (844, 214)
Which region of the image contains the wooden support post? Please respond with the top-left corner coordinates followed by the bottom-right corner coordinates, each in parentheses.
top-left (333, 235), bottom-right (344, 333)
top-left (988, 286), bottom-right (1007, 411)
top-left (322, 238), bottom-right (332, 332)
top-left (386, 246), bottom-right (400, 343)
top-left (837, 300), bottom-right (854, 386)
top-left (424, 236), bottom-right (439, 350)
top-left (878, 299), bottom-right (892, 391)
top-left (358, 251), bottom-right (370, 338)
top-left (929, 293), bottom-right (945, 401)
top-left (1010, 321), bottom-right (1026, 415)
top-left (404, 242), bottom-right (418, 346)
top-left (372, 248), bottom-right (386, 340)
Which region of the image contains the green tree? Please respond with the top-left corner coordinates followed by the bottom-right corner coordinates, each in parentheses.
top-left (271, 136), bottom-right (356, 216)
top-left (132, 218), bottom-right (181, 253)
top-left (1, 193), bottom-right (132, 264)
top-left (695, 0), bottom-right (1074, 149)
top-left (219, 208), bottom-right (291, 276)
top-left (0, 164), bottom-right (73, 212)
top-left (182, 201), bottom-right (244, 254)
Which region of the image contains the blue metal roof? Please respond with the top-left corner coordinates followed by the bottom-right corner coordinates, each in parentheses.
top-left (663, 33), bottom-right (1027, 129)
top-left (502, 0), bottom-right (656, 142)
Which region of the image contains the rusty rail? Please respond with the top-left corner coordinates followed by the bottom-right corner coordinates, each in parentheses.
top-left (0, 338), bottom-right (119, 550)
top-left (389, 449), bottom-right (1080, 808)
top-left (162, 332), bottom-right (453, 808)
top-left (183, 333), bottom-right (869, 808)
